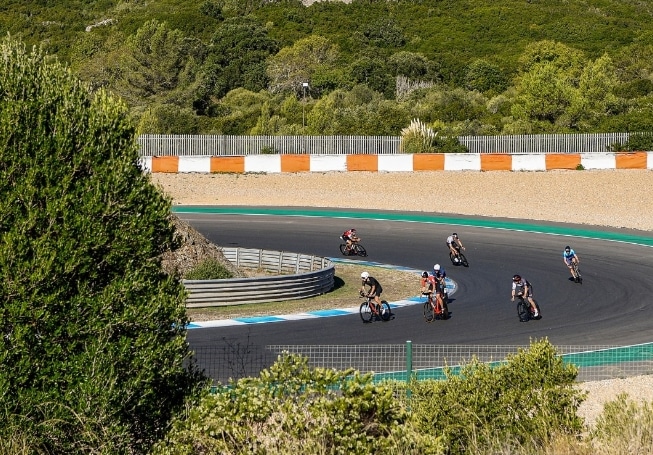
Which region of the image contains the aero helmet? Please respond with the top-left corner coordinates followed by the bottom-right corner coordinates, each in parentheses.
top-left (433, 264), bottom-right (441, 271)
top-left (513, 274), bottom-right (522, 282)
top-left (360, 271), bottom-right (369, 280)
top-left (422, 271), bottom-right (429, 278)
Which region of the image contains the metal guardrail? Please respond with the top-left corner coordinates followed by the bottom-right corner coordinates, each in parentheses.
top-left (183, 247), bottom-right (334, 307)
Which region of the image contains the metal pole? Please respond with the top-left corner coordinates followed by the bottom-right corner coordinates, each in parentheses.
top-left (302, 82), bottom-right (308, 153)
top-left (406, 340), bottom-right (413, 399)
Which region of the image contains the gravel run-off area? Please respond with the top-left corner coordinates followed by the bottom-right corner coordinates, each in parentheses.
top-left (151, 169), bottom-right (653, 428)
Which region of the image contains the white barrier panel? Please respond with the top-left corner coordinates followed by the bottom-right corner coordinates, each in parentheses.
top-left (512, 154), bottom-right (546, 171)
top-left (648, 152), bottom-right (653, 169)
top-left (581, 153), bottom-right (615, 170)
top-left (245, 155), bottom-right (282, 173)
top-left (178, 156), bottom-right (211, 173)
top-left (310, 154), bottom-right (347, 172)
top-left (445, 153), bottom-right (481, 171)
top-left (378, 154), bottom-right (413, 172)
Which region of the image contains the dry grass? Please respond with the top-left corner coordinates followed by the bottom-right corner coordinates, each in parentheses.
top-left (186, 264), bottom-right (418, 321)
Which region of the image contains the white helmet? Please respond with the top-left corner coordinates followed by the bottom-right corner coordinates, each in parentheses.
top-left (433, 264), bottom-right (440, 271)
top-left (360, 271), bottom-right (369, 279)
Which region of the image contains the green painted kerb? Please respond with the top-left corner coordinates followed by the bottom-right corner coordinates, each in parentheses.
top-left (172, 206), bottom-right (653, 246)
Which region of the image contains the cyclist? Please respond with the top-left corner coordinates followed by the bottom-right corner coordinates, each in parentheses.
top-left (511, 274), bottom-right (538, 318)
top-left (446, 232), bottom-right (465, 262)
top-left (420, 271), bottom-right (436, 303)
top-left (563, 246), bottom-right (581, 282)
top-left (342, 228), bottom-right (361, 254)
top-left (433, 263), bottom-right (447, 278)
top-left (433, 270), bottom-right (448, 305)
top-left (433, 264), bottom-right (448, 302)
top-left (360, 271), bottom-right (383, 311)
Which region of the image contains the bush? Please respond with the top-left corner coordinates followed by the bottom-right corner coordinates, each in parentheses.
top-left (152, 353), bottom-right (443, 455)
top-left (589, 393), bottom-right (653, 453)
top-left (406, 339), bottom-right (585, 454)
top-left (0, 37), bottom-right (205, 453)
top-left (183, 258), bottom-right (234, 280)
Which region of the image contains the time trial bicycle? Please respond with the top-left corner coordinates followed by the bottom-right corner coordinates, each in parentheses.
top-left (340, 237), bottom-right (367, 257)
top-left (359, 292), bottom-right (391, 322)
top-left (422, 291), bottom-right (449, 322)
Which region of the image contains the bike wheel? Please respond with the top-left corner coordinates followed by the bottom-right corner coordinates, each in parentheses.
top-left (449, 252), bottom-right (458, 265)
top-left (423, 301), bottom-right (435, 323)
top-left (440, 299), bottom-right (449, 320)
top-left (339, 244), bottom-right (348, 255)
top-left (379, 301), bottom-right (391, 321)
top-left (359, 302), bottom-right (374, 323)
top-left (459, 252), bottom-right (469, 267)
top-left (354, 244), bottom-right (367, 257)
top-left (517, 300), bottom-right (529, 322)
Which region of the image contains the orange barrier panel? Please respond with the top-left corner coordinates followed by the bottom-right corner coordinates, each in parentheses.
top-left (210, 156), bottom-right (245, 173)
top-left (413, 154), bottom-right (445, 171)
top-left (151, 156), bottom-right (179, 173)
top-left (281, 154), bottom-right (310, 172)
top-left (347, 154), bottom-right (378, 171)
top-left (480, 154), bottom-right (511, 171)
top-left (616, 152), bottom-right (647, 169)
top-left (545, 154), bottom-right (581, 170)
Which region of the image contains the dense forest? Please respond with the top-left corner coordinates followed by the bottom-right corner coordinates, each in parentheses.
top-left (3, 0), bottom-right (653, 137)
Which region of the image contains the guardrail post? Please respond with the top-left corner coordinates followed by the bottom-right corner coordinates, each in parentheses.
top-left (406, 340), bottom-right (413, 399)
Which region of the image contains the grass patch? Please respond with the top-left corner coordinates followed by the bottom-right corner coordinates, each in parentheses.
top-left (186, 264), bottom-right (418, 321)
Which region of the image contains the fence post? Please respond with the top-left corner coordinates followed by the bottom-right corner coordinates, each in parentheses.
top-left (406, 340), bottom-right (413, 399)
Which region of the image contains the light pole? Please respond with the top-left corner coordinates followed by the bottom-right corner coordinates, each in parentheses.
top-left (302, 82), bottom-right (309, 153)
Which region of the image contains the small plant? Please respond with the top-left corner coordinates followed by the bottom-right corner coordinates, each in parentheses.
top-left (576, 163), bottom-right (585, 170)
top-left (260, 145), bottom-right (279, 155)
top-left (184, 258), bottom-right (234, 280)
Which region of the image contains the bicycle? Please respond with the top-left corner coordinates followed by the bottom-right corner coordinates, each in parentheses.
top-left (515, 293), bottom-right (541, 322)
top-left (359, 292), bottom-right (391, 322)
top-left (570, 261), bottom-right (582, 284)
top-left (339, 237), bottom-right (367, 257)
top-left (422, 291), bottom-right (449, 322)
top-left (449, 244), bottom-right (469, 267)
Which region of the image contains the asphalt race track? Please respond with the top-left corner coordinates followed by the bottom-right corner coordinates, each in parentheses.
top-left (179, 208), bottom-right (653, 374)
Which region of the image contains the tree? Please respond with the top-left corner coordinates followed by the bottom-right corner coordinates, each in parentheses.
top-left (198, 16), bottom-right (279, 102)
top-left (0, 37), bottom-right (204, 453)
top-left (266, 35), bottom-right (340, 96)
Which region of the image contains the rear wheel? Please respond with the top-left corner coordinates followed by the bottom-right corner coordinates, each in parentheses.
top-left (379, 301), bottom-right (391, 321)
top-left (359, 302), bottom-right (373, 323)
top-left (517, 298), bottom-right (530, 322)
top-left (449, 252), bottom-right (458, 265)
top-left (458, 252), bottom-right (469, 267)
top-left (440, 298), bottom-right (449, 320)
top-left (354, 243), bottom-right (367, 257)
top-left (423, 300), bottom-right (435, 323)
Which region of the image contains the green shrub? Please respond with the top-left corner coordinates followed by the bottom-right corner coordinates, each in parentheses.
top-left (152, 353), bottom-right (444, 455)
top-left (0, 36), bottom-right (205, 453)
top-left (183, 258), bottom-right (234, 280)
top-left (576, 163), bottom-right (585, 170)
top-left (260, 145), bottom-right (279, 154)
top-left (406, 339), bottom-right (585, 455)
top-left (589, 393), bottom-right (653, 453)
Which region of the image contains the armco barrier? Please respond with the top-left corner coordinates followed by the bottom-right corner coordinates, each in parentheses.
top-left (183, 247), bottom-right (334, 307)
top-left (140, 152), bottom-right (653, 173)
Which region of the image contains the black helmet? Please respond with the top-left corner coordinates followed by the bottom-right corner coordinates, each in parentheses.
top-left (453, 232), bottom-right (458, 237)
top-left (565, 246), bottom-right (571, 251)
top-left (513, 274), bottom-right (521, 282)
top-left (422, 271), bottom-right (429, 278)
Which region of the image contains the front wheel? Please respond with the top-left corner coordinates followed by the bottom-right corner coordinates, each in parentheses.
top-left (359, 302), bottom-right (373, 323)
top-left (379, 301), bottom-right (391, 321)
top-left (449, 252), bottom-right (458, 265)
top-left (423, 300), bottom-right (435, 323)
top-left (353, 243), bottom-right (367, 257)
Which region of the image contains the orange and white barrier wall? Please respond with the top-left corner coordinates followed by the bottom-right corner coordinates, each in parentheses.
top-left (140, 152), bottom-right (653, 173)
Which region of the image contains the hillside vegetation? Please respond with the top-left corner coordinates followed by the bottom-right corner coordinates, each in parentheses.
top-left (3, 0), bottom-right (653, 139)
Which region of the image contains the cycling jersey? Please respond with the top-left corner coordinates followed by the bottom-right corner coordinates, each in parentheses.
top-left (363, 276), bottom-right (383, 296)
top-left (563, 249), bottom-right (576, 259)
top-left (421, 275), bottom-right (436, 291)
top-left (446, 235), bottom-right (457, 245)
top-left (512, 279), bottom-right (533, 296)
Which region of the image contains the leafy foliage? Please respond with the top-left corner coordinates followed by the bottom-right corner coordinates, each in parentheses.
top-left (184, 258), bottom-right (235, 280)
top-left (406, 339), bottom-right (585, 454)
top-left (152, 353), bottom-right (443, 455)
top-left (0, 36), bottom-right (205, 453)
